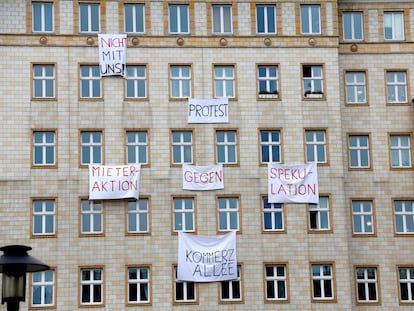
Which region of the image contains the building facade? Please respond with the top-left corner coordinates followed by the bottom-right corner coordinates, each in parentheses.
top-left (0, 0), bottom-right (413, 310)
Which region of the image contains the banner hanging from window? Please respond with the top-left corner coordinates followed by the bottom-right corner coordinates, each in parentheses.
top-left (188, 98), bottom-right (229, 123)
top-left (182, 164), bottom-right (224, 190)
top-left (98, 34), bottom-right (127, 77)
top-left (89, 165), bottom-right (140, 200)
top-left (177, 231), bottom-right (237, 282)
top-left (268, 163), bottom-right (319, 203)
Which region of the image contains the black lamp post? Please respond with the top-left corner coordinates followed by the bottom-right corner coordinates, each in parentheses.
top-left (0, 245), bottom-right (50, 311)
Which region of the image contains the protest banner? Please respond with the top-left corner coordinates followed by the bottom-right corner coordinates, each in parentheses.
top-left (188, 98), bottom-right (229, 123)
top-left (89, 164), bottom-right (140, 200)
top-left (177, 231), bottom-right (237, 282)
top-left (98, 34), bottom-right (127, 77)
top-left (183, 164), bottom-right (224, 191)
top-left (268, 163), bottom-right (318, 203)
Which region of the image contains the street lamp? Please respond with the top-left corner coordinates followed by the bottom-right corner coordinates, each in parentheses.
top-left (0, 245), bottom-right (50, 311)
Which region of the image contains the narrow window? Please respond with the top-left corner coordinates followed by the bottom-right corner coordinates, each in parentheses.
top-left (345, 71), bottom-right (366, 104)
top-left (260, 130), bottom-right (281, 164)
top-left (80, 65), bottom-right (101, 98)
top-left (173, 197), bottom-right (195, 232)
top-left (127, 267), bottom-right (150, 304)
top-left (305, 130), bottom-right (327, 163)
top-left (33, 64), bottom-right (55, 98)
top-left (352, 200), bottom-right (374, 235)
top-left (355, 267), bottom-right (379, 303)
top-left (264, 264), bottom-right (287, 301)
top-left (303, 65), bottom-right (324, 98)
top-left (301, 5), bottom-right (320, 34)
top-left (312, 264), bottom-right (334, 301)
top-left (343, 12), bottom-right (363, 41)
top-left (214, 65), bottom-right (235, 98)
top-left (80, 268), bottom-right (103, 305)
top-left (384, 12), bottom-right (404, 40)
top-left (262, 197), bottom-right (284, 232)
top-left (125, 65), bottom-right (147, 98)
top-left (32, 199), bottom-right (55, 236)
top-left (33, 131), bottom-right (56, 166)
top-left (126, 131), bottom-right (148, 165)
top-left (258, 65), bottom-right (278, 98)
top-left (80, 131), bottom-right (102, 165)
top-left (80, 200), bottom-right (103, 235)
top-left (256, 5), bottom-right (276, 34)
top-left (390, 134), bottom-right (411, 168)
top-left (386, 71), bottom-right (407, 104)
top-left (348, 135), bottom-right (370, 169)
top-left (398, 267), bottom-right (414, 302)
top-left (32, 2), bottom-right (54, 33)
top-left (169, 5), bottom-right (189, 34)
top-left (172, 130), bottom-right (193, 164)
top-left (394, 200), bottom-right (414, 234)
top-left (212, 5), bottom-right (232, 34)
top-left (170, 65), bottom-right (191, 98)
top-left (218, 197), bottom-right (239, 232)
top-left (216, 130), bottom-right (237, 164)
top-left (127, 199), bottom-right (149, 234)
top-left (309, 197), bottom-right (330, 231)
top-left (79, 3), bottom-right (100, 33)
top-left (31, 270), bottom-right (55, 307)
top-left (124, 4), bottom-right (145, 33)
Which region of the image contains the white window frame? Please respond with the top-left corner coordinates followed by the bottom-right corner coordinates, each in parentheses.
top-left (33, 64), bottom-right (55, 98)
top-left (256, 5), bottom-right (276, 34)
top-left (394, 200), bottom-right (414, 234)
top-left (81, 200), bottom-right (103, 234)
top-left (343, 12), bottom-right (363, 41)
top-left (124, 3), bottom-right (145, 34)
top-left (398, 267), bottom-right (414, 302)
top-left (260, 130), bottom-right (281, 164)
top-left (390, 135), bottom-right (412, 168)
top-left (218, 197), bottom-right (239, 232)
top-left (125, 65), bottom-right (147, 98)
top-left (174, 266), bottom-right (197, 303)
top-left (262, 198), bottom-right (284, 232)
top-left (127, 267), bottom-right (150, 304)
top-left (80, 131), bottom-right (102, 165)
top-left (169, 4), bottom-right (189, 34)
top-left (309, 197), bottom-right (330, 231)
top-left (32, 2), bottom-right (54, 33)
top-left (346, 71), bottom-right (367, 104)
top-left (214, 65), bottom-right (235, 98)
top-left (303, 65), bottom-right (324, 97)
top-left (126, 130), bottom-right (148, 165)
top-left (384, 11), bottom-right (404, 41)
top-left (33, 131), bottom-right (56, 166)
top-left (216, 130), bottom-right (237, 164)
top-left (356, 267), bottom-right (379, 303)
top-left (80, 65), bottom-right (101, 98)
top-left (173, 197), bottom-right (195, 233)
top-left (170, 65), bottom-right (191, 98)
top-left (32, 199), bottom-right (55, 236)
top-left (220, 265), bottom-right (242, 302)
top-left (258, 65), bottom-right (279, 97)
top-left (31, 270), bottom-right (55, 307)
top-left (305, 130), bottom-right (327, 163)
top-left (300, 5), bottom-right (321, 35)
top-left (79, 3), bottom-right (100, 33)
top-left (212, 5), bottom-right (232, 34)
top-left (80, 268), bottom-right (103, 305)
top-left (349, 135), bottom-right (370, 168)
top-left (264, 264), bottom-right (288, 301)
top-left (311, 264), bottom-right (334, 300)
top-left (352, 201), bottom-right (374, 235)
top-left (127, 199), bottom-right (149, 234)
top-left (172, 130), bottom-right (193, 165)
top-left (386, 71), bottom-right (407, 104)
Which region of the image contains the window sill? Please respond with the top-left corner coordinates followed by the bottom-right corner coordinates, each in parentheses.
top-left (304, 94), bottom-right (324, 99)
top-left (258, 94), bottom-right (279, 99)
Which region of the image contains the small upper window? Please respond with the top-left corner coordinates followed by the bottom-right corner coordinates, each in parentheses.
top-left (343, 12), bottom-right (363, 41)
top-left (32, 2), bottom-right (54, 33)
top-left (384, 12), bottom-right (404, 41)
top-left (212, 5), bottom-right (232, 34)
top-left (300, 5), bottom-right (320, 35)
top-left (124, 3), bottom-right (145, 33)
top-left (169, 4), bottom-right (189, 34)
top-left (256, 5), bottom-right (276, 34)
top-left (79, 3), bottom-right (100, 33)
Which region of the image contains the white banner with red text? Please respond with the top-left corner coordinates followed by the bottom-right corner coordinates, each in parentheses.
top-left (89, 165), bottom-right (140, 200)
top-left (177, 231), bottom-right (237, 282)
top-left (268, 163), bottom-right (318, 203)
top-left (98, 34), bottom-right (127, 77)
top-left (188, 98), bottom-right (229, 123)
top-left (183, 164), bottom-right (224, 191)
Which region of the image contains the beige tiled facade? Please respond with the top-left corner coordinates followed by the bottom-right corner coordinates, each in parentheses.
top-left (0, 0), bottom-right (413, 310)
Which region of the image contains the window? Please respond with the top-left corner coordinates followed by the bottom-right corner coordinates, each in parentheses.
top-left (127, 267), bottom-right (150, 304)
top-left (345, 71), bottom-right (367, 104)
top-left (303, 65), bottom-right (324, 97)
top-left (33, 64), bottom-right (55, 98)
top-left (355, 267), bottom-right (379, 303)
top-left (214, 65), bottom-right (235, 98)
top-left (80, 268), bottom-right (103, 305)
top-left (80, 131), bottom-right (102, 165)
top-left (79, 3), bottom-right (100, 33)
top-left (174, 266), bottom-right (197, 303)
top-left (348, 135), bottom-right (370, 169)
top-left (125, 65), bottom-right (147, 98)
top-left (390, 135), bottom-right (412, 168)
top-left (171, 130), bottom-right (193, 165)
top-left (398, 267), bottom-right (414, 303)
top-left (126, 131), bottom-right (148, 165)
top-left (33, 131), bottom-right (56, 166)
top-left (301, 5), bottom-right (320, 34)
top-left (220, 265), bottom-right (242, 302)
top-left (394, 200), bottom-right (414, 234)
top-left (262, 197), bottom-right (284, 232)
top-left (218, 197), bottom-right (239, 232)
top-left (305, 130), bottom-right (327, 163)
top-left (311, 264), bottom-right (334, 301)
top-left (309, 196), bottom-right (330, 231)
top-left (124, 3), bottom-right (145, 33)
top-left (127, 199), bottom-right (149, 234)
top-left (343, 12), bottom-right (363, 41)
top-left (173, 197), bottom-right (195, 233)
top-left (170, 65), bottom-right (191, 98)
top-left (352, 200), bottom-right (375, 235)
top-left (264, 264), bottom-right (288, 301)
top-left (32, 199), bottom-right (55, 236)
top-left (384, 12), bottom-right (404, 40)
top-left (32, 2), bottom-right (54, 32)
top-left (260, 130), bottom-right (281, 164)
top-left (31, 270), bottom-right (55, 307)
top-left (386, 71), bottom-right (407, 103)
top-left (258, 65), bottom-right (279, 98)
top-left (80, 200), bottom-right (103, 235)
top-left (256, 5), bottom-right (276, 34)
top-left (169, 5), bottom-right (189, 34)
top-left (80, 65), bottom-right (101, 98)
top-left (216, 130), bottom-right (237, 165)
top-left (212, 5), bottom-right (232, 34)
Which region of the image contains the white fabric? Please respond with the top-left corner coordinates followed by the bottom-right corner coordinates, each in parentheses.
top-left (98, 34), bottom-right (127, 77)
top-left (188, 98), bottom-right (229, 123)
top-left (182, 164), bottom-right (224, 190)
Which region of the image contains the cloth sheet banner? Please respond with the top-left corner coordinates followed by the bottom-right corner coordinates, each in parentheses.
top-left (177, 231), bottom-right (237, 282)
top-left (89, 165), bottom-right (140, 200)
top-left (98, 34), bottom-right (127, 77)
top-left (188, 98), bottom-right (229, 123)
top-left (182, 164), bottom-right (224, 190)
top-left (268, 163), bottom-right (319, 203)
